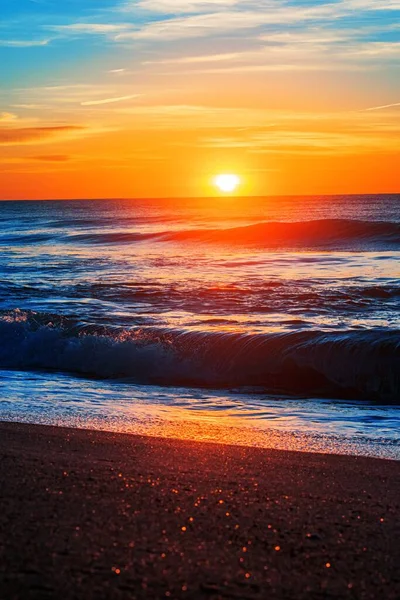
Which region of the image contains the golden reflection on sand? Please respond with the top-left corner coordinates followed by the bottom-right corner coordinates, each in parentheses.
top-left (76, 403), bottom-right (360, 457)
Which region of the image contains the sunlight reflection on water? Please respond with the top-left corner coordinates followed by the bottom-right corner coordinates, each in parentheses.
top-left (1, 370), bottom-right (398, 460)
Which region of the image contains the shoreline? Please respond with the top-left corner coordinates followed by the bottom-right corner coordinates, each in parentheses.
top-left (2, 402), bottom-right (399, 461)
top-left (1, 421), bottom-right (399, 599)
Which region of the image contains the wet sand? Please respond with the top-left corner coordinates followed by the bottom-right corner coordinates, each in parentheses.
top-left (0, 421), bottom-right (399, 599)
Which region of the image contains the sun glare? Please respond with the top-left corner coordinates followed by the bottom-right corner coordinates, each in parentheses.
top-left (214, 174), bottom-right (240, 193)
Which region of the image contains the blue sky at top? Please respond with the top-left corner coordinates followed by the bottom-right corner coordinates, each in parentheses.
top-left (1, 1), bottom-right (399, 154)
top-left (1, 1), bottom-right (399, 109)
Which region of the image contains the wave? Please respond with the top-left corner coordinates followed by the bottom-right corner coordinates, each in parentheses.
top-left (0, 232), bottom-right (56, 245)
top-left (65, 279), bottom-right (400, 321)
top-left (1, 310), bottom-right (399, 402)
top-left (65, 219), bottom-right (400, 250)
top-left (1, 280), bottom-right (398, 323)
top-left (2, 219), bottom-right (399, 251)
top-left (357, 286), bottom-right (400, 299)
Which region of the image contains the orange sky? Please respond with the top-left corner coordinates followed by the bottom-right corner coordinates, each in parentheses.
top-left (1, 1), bottom-right (400, 199)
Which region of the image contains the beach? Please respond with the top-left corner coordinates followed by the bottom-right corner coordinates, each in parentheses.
top-left (1, 421), bottom-right (399, 599)
top-left (2, 0), bottom-right (400, 596)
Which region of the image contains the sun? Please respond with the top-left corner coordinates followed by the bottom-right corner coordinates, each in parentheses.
top-left (214, 174), bottom-right (240, 193)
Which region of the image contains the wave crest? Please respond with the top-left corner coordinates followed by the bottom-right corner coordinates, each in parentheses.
top-left (66, 219), bottom-right (400, 250)
top-left (1, 310), bottom-right (399, 402)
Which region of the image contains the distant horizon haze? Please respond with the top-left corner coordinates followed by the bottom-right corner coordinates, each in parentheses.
top-left (1, 191), bottom-right (400, 203)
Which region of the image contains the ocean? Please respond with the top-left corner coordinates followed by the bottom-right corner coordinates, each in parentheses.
top-left (0, 195), bottom-right (399, 459)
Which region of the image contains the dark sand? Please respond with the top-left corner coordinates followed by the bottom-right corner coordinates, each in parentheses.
top-left (0, 422), bottom-right (399, 600)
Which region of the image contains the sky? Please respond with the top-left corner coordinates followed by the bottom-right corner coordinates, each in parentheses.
top-left (0, 0), bottom-right (399, 199)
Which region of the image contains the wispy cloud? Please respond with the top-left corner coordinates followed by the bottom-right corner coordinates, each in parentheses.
top-left (0, 112), bottom-right (18, 122)
top-left (130, 0), bottom-right (240, 13)
top-left (347, 0), bottom-right (400, 9)
top-left (163, 62), bottom-right (366, 75)
top-left (9, 84), bottom-right (139, 110)
top-left (0, 39), bottom-right (51, 47)
top-left (42, 1), bottom-right (400, 48)
top-left (201, 128), bottom-right (400, 155)
top-left (11, 104), bottom-right (48, 110)
top-left (54, 4), bottom-right (343, 44)
top-left (144, 52), bottom-right (240, 65)
top-left (0, 155), bottom-right (70, 164)
top-left (365, 102), bottom-right (400, 111)
top-left (30, 155), bottom-right (72, 162)
top-left (0, 125), bottom-right (84, 146)
top-left (2, 0), bottom-right (399, 165)
top-left (348, 42), bottom-right (400, 57)
top-left (141, 27), bottom-right (399, 75)
top-left (50, 24), bottom-right (131, 35)
top-left (146, 28), bottom-right (350, 68)
top-left (81, 94), bottom-right (139, 106)
top-left (114, 11), bottom-right (299, 41)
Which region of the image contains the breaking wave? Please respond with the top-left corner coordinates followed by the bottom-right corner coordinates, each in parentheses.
top-left (66, 219), bottom-right (400, 250)
top-left (1, 310), bottom-right (399, 402)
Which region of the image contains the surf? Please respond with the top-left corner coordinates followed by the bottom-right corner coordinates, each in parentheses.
top-left (63, 219), bottom-right (400, 251)
top-left (1, 310), bottom-right (398, 402)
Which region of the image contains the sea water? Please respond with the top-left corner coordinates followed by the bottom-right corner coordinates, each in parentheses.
top-left (0, 195), bottom-right (399, 458)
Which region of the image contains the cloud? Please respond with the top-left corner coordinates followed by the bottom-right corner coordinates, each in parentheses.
top-left (30, 155), bottom-right (72, 162)
top-left (201, 128), bottom-right (400, 155)
top-left (124, 0), bottom-right (400, 14)
top-left (141, 25), bottom-right (399, 73)
top-left (50, 24), bottom-right (131, 35)
top-left (365, 102), bottom-right (400, 111)
top-left (144, 52), bottom-right (240, 65)
top-left (129, 0), bottom-right (400, 16)
top-left (81, 94), bottom-right (139, 106)
top-left (0, 155), bottom-right (73, 165)
top-left (0, 112), bottom-right (18, 122)
top-left (10, 84), bottom-right (140, 111)
top-left (348, 42), bottom-right (400, 57)
top-left (115, 2), bottom-right (396, 43)
top-left (130, 0), bottom-right (239, 13)
top-left (165, 62), bottom-right (365, 75)
top-left (54, 4), bottom-right (343, 45)
top-left (259, 30), bottom-right (350, 44)
top-left (0, 125), bottom-right (85, 146)
top-left (115, 11), bottom-right (289, 41)
top-left (114, 103), bottom-right (275, 129)
top-left (46, 0), bottom-right (400, 45)
top-left (11, 104), bottom-right (48, 110)
top-left (347, 0), bottom-right (400, 9)
top-left (115, 104), bottom-right (371, 129)
top-left (0, 39), bottom-right (51, 47)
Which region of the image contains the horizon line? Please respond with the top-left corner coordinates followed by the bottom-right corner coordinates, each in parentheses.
top-left (1, 191), bottom-right (399, 202)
